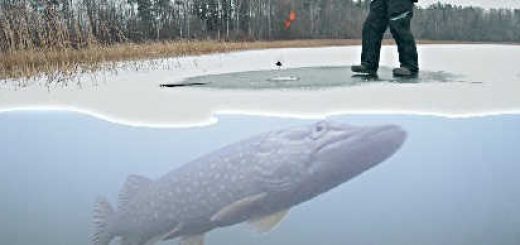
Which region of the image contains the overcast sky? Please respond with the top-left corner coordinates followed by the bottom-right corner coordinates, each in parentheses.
top-left (416, 0), bottom-right (520, 9)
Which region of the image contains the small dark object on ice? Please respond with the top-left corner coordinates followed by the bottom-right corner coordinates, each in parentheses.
top-left (160, 82), bottom-right (207, 88)
top-left (276, 61), bottom-right (283, 68)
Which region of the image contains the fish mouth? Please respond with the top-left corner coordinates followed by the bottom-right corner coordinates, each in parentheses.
top-left (357, 125), bottom-right (408, 155)
top-left (367, 125), bottom-right (407, 145)
top-left (311, 124), bottom-right (407, 187)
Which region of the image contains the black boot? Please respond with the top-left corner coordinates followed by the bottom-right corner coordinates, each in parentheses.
top-left (351, 64), bottom-right (377, 76)
top-left (393, 67), bottom-right (418, 77)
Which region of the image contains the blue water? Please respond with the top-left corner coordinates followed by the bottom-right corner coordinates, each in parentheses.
top-left (1, 112), bottom-right (519, 245)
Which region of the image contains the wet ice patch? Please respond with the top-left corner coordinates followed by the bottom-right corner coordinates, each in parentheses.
top-left (165, 66), bottom-right (463, 90)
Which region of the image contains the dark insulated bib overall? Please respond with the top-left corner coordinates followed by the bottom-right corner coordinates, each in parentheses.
top-left (361, 0), bottom-right (419, 72)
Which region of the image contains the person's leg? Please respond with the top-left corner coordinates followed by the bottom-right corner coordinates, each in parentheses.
top-left (360, 0), bottom-right (389, 72)
top-left (388, 0), bottom-right (419, 73)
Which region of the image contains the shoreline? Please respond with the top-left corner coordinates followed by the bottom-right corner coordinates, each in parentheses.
top-left (2, 39), bottom-right (519, 81)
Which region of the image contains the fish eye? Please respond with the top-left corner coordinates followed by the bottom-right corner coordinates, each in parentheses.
top-left (311, 121), bottom-right (328, 139)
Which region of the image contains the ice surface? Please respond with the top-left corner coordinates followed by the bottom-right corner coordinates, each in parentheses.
top-left (1, 45), bottom-right (519, 126)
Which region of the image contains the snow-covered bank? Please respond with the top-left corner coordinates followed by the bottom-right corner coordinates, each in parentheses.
top-left (1, 44), bottom-right (519, 127)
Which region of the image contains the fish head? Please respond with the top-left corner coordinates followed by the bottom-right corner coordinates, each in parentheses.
top-left (254, 121), bottom-right (406, 195)
top-left (303, 120), bottom-right (407, 194)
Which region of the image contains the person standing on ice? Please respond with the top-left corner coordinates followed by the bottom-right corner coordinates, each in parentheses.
top-left (352, 0), bottom-right (419, 77)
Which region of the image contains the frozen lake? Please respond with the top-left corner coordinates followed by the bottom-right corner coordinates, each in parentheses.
top-left (1, 112), bottom-right (520, 245)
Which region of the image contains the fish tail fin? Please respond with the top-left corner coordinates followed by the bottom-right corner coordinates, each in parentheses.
top-left (92, 197), bottom-right (115, 245)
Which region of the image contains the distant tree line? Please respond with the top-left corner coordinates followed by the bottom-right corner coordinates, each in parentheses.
top-left (0, 0), bottom-right (519, 52)
top-left (413, 3), bottom-right (520, 42)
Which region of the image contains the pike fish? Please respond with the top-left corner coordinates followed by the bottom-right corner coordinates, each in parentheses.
top-left (93, 121), bottom-right (407, 245)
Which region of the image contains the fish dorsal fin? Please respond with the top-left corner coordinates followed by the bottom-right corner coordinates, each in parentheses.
top-left (247, 209), bottom-right (289, 233)
top-left (118, 175), bottom-right (152, 210)
top-left (179, 234), bottom-right (205, 245)
top-left (210, 193), bottom-right (267, 224)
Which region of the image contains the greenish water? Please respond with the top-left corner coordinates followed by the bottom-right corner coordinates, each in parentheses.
top-left (174, 66), bottom-right (462, 90)
top-left (1, 112), bottom-right (519, 245)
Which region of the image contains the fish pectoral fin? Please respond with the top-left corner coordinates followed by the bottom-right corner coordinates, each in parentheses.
top-left (118, 175), bottom-right (153, 211)
top-left (161, 223), bottom-right (183, 241)
top-left (210, 193), bottom-right (268, 224)
top-left (179, 234), bottom-right (205, 245)
top-left (247, 209), bottom-right (289, 233)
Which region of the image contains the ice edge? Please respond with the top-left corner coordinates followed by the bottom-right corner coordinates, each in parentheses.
top-left (1, 106), bottom-right (519, 128)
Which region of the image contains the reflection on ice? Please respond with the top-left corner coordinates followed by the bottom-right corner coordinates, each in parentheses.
top-left (267, 75), bottom-right (300, 82)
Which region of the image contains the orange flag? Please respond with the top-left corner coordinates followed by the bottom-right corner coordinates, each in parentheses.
top-left (284, 10), bottom-right (297, 30)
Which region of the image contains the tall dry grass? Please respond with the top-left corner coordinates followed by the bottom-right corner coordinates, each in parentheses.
top-left (0, 2), bottom-right (93, 51)
top-left (0, 39), bottom-right (362, 81)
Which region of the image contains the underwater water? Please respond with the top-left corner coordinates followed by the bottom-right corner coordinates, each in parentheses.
top-left (174, 66), bottom-right (463, 90)
top-left (1, 112), bottom-right (520, 245)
